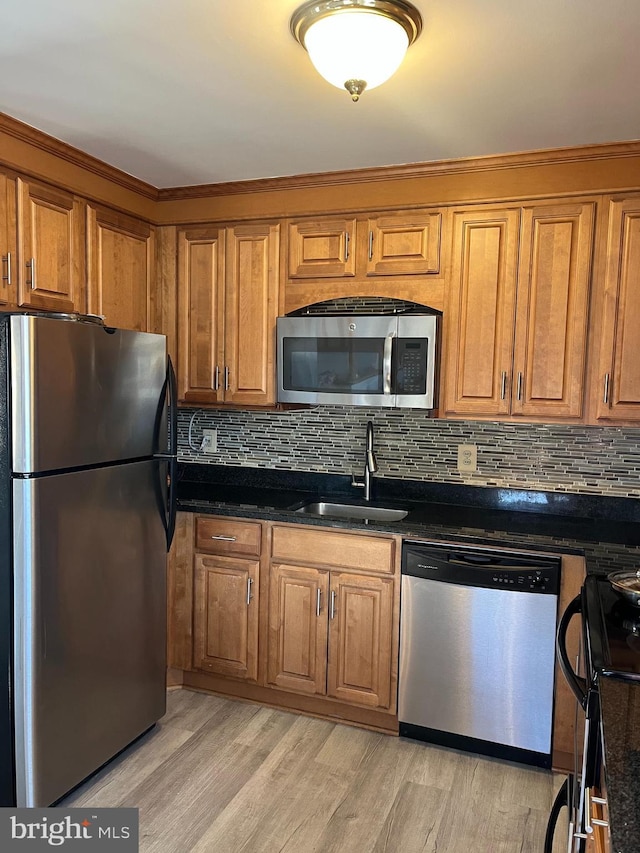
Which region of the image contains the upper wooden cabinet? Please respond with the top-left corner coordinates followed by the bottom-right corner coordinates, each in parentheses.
top-left (17, 177), bottom-right (85, 313)
top-left (288, 211), bottom-right (442, 281)
top-left (177, 221), bottom-right (280, 407)
top-left (593, 196), bottom-right (640, 422)
top-left (0, 172), bottom-right (17, 308)
top-left (365, 212), bottom-right (441, 276)
top-left (288, 217), bottom-right (356, 278)
top-left (444, 200), bottom-right (595, 419)
top-left (87, 204), bottom-right (156, 331)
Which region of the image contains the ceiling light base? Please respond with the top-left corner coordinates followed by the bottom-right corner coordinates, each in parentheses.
top-left (345, 79), bottom-right (367, 102)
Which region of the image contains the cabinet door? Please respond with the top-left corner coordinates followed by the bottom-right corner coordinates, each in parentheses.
top-left (366, 211), bottom-right (441, 276)
top-left (595, 197), bottom-right (640, 421)
top-left (327, 572), bottom-right (394, 709)
top-left (224, 221), bottom-right (280, 406)
top-left (443, 208), bottom-right (520, 416)
top-left (512, 202), bottom-right (594, 418)
top-left (193, 554), bottom-right (259, 681)
top-left (0, 172), bottom-right (17, 308)
top-left (288, 217), bottom-right (356, 278)
top-left (87, 204), bottom-right (155, 331)
top-left (267, 563), bottom-right (328, 696)
top-left (177, 227), bottom-right (225, 404)
top-left (17, 177), bottom-right (85, 313)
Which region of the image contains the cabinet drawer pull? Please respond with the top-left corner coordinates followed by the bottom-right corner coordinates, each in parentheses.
top-left (316, 588), bottom-right (322, 617)
top-left (516, 371), bottom-right (523, 401)
top-left (603, 372), bottom-right (610, 404)
top-left (27, 257), bottom-right (36, 290)
top-left (344, 231), bottom-right (350, 261)
top-left (330, 589), bottom-right (336, 620)
top-left (246, 577), bottom-right (253, 605)
top-left (2, 252), bottom-right (11, 285)
top-left (214, 365), bottom-right (220, 391)
top-left (500, 371), bottom-right (507, 401)
top-left (368, 230), bottom-right (374, 261)
top-left (210, 535), bottom-right (237, 541)
top-left (224, 366), bottom-right (230, 391)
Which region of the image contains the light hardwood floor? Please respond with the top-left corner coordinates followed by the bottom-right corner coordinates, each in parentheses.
top-left (61, 689), bottom-right (568, 852)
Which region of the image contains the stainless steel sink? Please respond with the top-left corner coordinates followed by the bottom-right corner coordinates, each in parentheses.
top-left (292, 501), bottom-right (408, 522)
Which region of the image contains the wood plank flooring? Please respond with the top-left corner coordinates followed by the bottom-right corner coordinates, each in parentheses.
top-left (61, 689), bottom-right (568, 852)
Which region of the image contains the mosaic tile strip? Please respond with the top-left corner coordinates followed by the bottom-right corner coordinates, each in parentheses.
top-left (178, 406), bottom-right (640, 499)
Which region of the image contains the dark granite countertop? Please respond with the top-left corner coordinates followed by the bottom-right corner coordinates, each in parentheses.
top-left (177, 463), bottom-right (640, 576)
top-left (598, 677), bottom-right (640, 853)
top-left (176, 463), bottom-right (640, 852)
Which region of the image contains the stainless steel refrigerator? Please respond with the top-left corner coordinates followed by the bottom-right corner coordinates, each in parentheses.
top-left (0, 312), bottom-right (177, 807)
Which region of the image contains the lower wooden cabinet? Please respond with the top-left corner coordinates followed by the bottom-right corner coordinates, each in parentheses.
top-left (267, 563), bottom-right (395, 710)
top-left (193, 553), bottom-right (259, 681)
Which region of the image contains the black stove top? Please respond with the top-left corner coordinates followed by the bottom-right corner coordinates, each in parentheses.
top-left (584, 574), bottom-right (640, 681)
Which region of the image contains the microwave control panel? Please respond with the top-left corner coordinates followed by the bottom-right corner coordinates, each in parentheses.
top-left (396, 339), bottom-right (427, 394)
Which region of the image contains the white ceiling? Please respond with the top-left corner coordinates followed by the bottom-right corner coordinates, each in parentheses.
top-left (1, 0), bottom-right (639, 188)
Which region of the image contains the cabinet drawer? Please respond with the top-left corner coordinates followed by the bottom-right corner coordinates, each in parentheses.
top-left (196, 517), bottom-right (262, 557)
top-left (271, 525), bottom-right (395, 573)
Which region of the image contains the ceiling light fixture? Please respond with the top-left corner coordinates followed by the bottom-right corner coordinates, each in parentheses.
top-left (291, 0), bottom-right (422, 102)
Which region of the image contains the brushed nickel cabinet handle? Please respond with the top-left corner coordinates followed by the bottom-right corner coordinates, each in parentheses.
top-left (517, 372), bottom-right (523, 401)
top-left (2, 252), bottom-right (11, 284)
top-left (224, 366), bottom-right (230, 391)
top-left (344, 231), bottom-right (350, 261)
top-left (329, 589), bottom-right (336, 620)
top-left (214, 365), bottom-right (220, 391)
top-left (368, 230), bottom-right (374, 261)
top-left (210, 534), bottom-right (236, 542)
top-left (246, 577), bottom-right (253, 605)
top-left (27, 257), bottom-right (36, 289)
top-left (603, 373), bottom-right (610, 404)
top-left (500, 371), bottom-right (507, 400)
top-left (316, 588), bottom-right (322, 617)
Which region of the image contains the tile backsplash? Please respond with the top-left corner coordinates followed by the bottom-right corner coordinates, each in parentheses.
top-left (178, 407), bottom-right (640, 499)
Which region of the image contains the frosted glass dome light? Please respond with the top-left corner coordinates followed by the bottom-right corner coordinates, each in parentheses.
top-left (291, 1), bottom-right (422, 102)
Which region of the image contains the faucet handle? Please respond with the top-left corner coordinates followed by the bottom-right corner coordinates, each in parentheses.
top-left (351, 474), bottom-right (365, 490)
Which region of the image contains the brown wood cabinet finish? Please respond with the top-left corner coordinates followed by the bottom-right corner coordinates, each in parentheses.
top-left (267, 563), bottom-right (329, 695)
top-left (17, 177), bottom-right (85, 313)
top-left (177, 221), bottom-right (279, 407)
top-left (271, 525), bottom-right (396, 574)
top-left (327, 571), bottom-right (394, 709)
top-left (193, 553), bottom-right (259, 681)
top-left (0, 172), bottom-right (16, 307)
top-left (594, 195), bottom-right (640, 422)
top-left (512, 202), bottom-right (594, 418)
top-left (444, 207), bottom-right (520, 416)
top-left (288, 217), bottom-right (356, 278)
top-left (177, 226), bottom-right (225, 404)
top-left (444, 201), bottom-right (594, 420)
top-left (87, 204), bottom-right (156, 331)
top-left (365, 211), bottom-right (442, 276)
top-left (195, 516), bottom-right (262, 557)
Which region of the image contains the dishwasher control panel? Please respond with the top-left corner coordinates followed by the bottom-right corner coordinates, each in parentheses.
top-left (402, 541), bottom-right (560, 595)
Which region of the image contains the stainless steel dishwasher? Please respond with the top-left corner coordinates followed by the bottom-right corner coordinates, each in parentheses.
top-left (399, 541), bottom-right (560, 768)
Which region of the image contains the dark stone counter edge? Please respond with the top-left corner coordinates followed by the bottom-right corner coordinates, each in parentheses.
top-left (598, 677), bottom-right (640, 853)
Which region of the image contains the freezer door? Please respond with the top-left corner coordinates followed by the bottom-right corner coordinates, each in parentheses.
top-left (10, 315), bottom-right (167, 474)
top-left (12, 460), bottom-right (167, 807)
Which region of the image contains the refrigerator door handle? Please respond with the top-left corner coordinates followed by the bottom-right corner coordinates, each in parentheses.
top-left (165, 356), bottom-right (178, 550)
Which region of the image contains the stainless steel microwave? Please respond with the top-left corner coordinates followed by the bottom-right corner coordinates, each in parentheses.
top-left (276, 314), bottom-right (438, 408)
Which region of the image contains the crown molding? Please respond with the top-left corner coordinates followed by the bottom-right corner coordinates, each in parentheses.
top-left (157, 140), bottom-right (640, 200)
top-left (0, 112), bottom-right (159, 201)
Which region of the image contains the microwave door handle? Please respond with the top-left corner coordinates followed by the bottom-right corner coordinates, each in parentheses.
top-left (557, 594), bottom-right (588, 709)
top-left (383, 333), bottom-right (395, 395)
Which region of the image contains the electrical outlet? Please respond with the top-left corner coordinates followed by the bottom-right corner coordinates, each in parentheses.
top-left (201, 429), bottom-right (217, 454)
top-left (457, 444), bottom-right (477, 472)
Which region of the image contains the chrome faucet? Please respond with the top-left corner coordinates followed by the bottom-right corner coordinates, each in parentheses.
top-left (352, 420), bottom-right (378, 501)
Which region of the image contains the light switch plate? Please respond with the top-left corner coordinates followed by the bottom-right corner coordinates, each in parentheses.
top-left (457, 444), bottom-right (477, 472)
